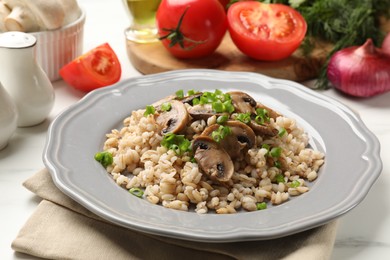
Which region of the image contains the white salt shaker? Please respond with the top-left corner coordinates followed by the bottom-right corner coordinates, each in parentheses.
top-left (0, 32), bottom-right (54, 127)
top-left (0, 81), bottom-right (18, 150)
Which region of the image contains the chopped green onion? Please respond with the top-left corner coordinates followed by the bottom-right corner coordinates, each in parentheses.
top-left (255, 108), bottom-right (270, 125)
top-left (144, 105), bottom-right (155, 116)
top-left (261, 144), bottom-right (270, 153)
top-left (161, 102), bottom-right (172, 112)
top-left (270, 147), bottom-right (282, 158)
top-left (187, 89), bottom-right (196, 96)
top-left (278, 127), bottom-right (287, 137)
top-left (274, 160), bottom-right (282, 169)
top-left (192, 97), bottom-right (200, 105)
top-left (94, 151), bottom-right (113, 168)
top-left (216, 115), bottom-right (229, 124)
top-left (236, 112), bottom-right (251, 124)
top-left (212, 100), bottom-right (224, 113)
top-left (161, 133), bottom-right (191, 155)
top-left (211, 125), bottom-right (232, 142)
top-left (256, 202), bottom-right (267, 210)
top-left (290, 180), bottom-right (301, 188)
top-left (275, 174), bottom-right (285, 183)
top-left (129, 187), bottom-right (144, 198)
top-left (175, 89), bottom-right (184, 99)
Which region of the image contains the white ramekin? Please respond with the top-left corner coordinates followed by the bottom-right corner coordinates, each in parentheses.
top-left (31, 8), bottom-right (86, 82)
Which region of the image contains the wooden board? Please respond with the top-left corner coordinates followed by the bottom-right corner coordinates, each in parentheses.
top-left (126, 19), bottom-right (390, 82)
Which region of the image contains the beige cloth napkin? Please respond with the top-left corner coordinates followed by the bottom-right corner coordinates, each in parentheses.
top-left (12, 169), bottom-right (339, 260)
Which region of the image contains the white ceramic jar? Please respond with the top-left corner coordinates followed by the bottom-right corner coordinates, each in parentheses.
top-left (0, 81), bottom-right (18, 150)
top-left (0, 31), bottom-right (55, 127)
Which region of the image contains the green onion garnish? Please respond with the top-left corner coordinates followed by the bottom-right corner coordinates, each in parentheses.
top-left (278, 127), bottom-right (287, 137)
top-left (216, 115), bottom-right (229, 124)
top-left (161, 102), bottom-right (172, 112)
top-left (270, 147), bottom-right (282, 158)
top-left (161, 133), bottom-right (191, 155)
top-left (275, 174), bottom-right (285, 183)
top-left (290, 180), bottom-right (301, 188)
top-left (211, 125), bottom-right (232, 142)
top-left (129, 187), bottom-right (144, 198)
top-left (256, 202), bottom-right (267, 210)
top-left (236, 112), bottom-right (251, 124)
top-left (255, 108), bottom-right (270, 125)
top-left (94, 151), bottom-right (113, 168)
top-left (175, 89), bottom-right (184, 99)
top-left (144, 105), bottom-right (155, 116)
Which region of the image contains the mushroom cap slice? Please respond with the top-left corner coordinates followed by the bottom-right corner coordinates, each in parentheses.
top-left (193, 136), bottom-right (234, 183)
top-left (229, 91), bottom-right (257, 114)
top-left (155, 99), bottom-right (189, 134)
top-left (187, 103), bottom-right (224, 121)
top-left (249, 120), bottom-right (278, 137)
top-left (201, 120), bottom-right (256, 159)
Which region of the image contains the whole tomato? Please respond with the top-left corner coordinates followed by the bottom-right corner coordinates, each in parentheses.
top-left (227, 1), bottom-right (307, 61)
top-left (156, 0), bottom-right (227, 59)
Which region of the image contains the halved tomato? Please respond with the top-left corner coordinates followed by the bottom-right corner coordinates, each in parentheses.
top-left (227, 2), bottom-right (307, 61)
top-left (60, 43), bottom-right (121, 92)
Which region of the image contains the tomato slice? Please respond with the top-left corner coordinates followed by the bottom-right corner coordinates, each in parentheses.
top-left (227, 2), bottom-right (307, 61)
top-left (60, 43), bottom-right (121, 92)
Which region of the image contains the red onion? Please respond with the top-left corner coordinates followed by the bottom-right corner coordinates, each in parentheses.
top-left (382, 32), bottom-right (390, 55)
top-left (327, 39), bottom-right (390, 97)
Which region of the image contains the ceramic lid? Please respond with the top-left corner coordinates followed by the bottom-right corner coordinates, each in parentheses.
top-left (0, 31), bottom-right (37, 48)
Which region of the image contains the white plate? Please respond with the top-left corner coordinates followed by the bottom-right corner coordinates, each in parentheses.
top-left (43, 69), bottom-right (382, 242)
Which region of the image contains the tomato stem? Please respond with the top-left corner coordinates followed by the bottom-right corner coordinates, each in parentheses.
top-left (159, 6), bottom-right (207, 50)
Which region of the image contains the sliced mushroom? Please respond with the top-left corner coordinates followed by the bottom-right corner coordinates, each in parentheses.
top-left (187, 103), bottom-right (223, 121)
top-left (193, 136), bottom-right (234, 183)
top-left (180, 92), bottom-right (203, 105)
top-left (256, 103), bottom-right (281, 120)
top-left (151, 94), bottom-right (176, 107)
top-left (229, 91), bottom-right (257, 114)
top-left (202, 120), bottom-right (256, 160)
top-left (249, 120), bottom-right (278, 137)
top-left (155, 100), bottom-right (189, 134)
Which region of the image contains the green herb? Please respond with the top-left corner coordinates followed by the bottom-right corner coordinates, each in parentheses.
top-left (275, 174), bottom-right (285, 183)
top-left (161, 102), bottom-right (172, 112)
top-left (236, 112), bottom-right (251, 124)
top-left (270, 147), bottom-right (282, 157)
top-left (175, 89), bottom-right (184, 99)
top-left (290, 180), bottom-right (301, 188)
top-left (195, 90), bottom-right (235, 114)
top-left (129, 187), bottom-right (144, 198)
top-left (294, 0), bottom-right (390, 89)
top-left (144, 105), bottom-right (155, 116)
top-left (278, 127), bottom-right (287, 137)
top-left (274, 160), bottom-right (282, 169)
top-left (216, 115), bottom-right (229, 124)
top-left (161, 133), bottom-right (191, 155)
top-left (256, 202), bottom-right (267, 210)
top-left (262, 144), bottom-right (271, 153)
top-left (94, 151), bottom-right (113, 168)
top-left (255, 108), bottom-right (270, 125)
top-left (211, 125), bottom-right (232, 142)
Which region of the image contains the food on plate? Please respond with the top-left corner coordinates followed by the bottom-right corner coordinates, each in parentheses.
top-left (97, 90), bottom-right (325, 214)
top-left (59, 43), bottom-right (121, 92)
top-left (156, 0), bottom-right (227, 59)
top-left (0, 0), bottom-right (81, 32)
top-left (227, 1), bottom-right (307, 61)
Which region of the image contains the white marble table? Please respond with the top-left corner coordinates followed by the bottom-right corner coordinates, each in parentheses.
top-left (1, 1), bottom-right (389, 259)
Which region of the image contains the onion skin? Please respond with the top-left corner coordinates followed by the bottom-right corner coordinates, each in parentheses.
top-left (382, 32), bottom-right (390, 55)
top-left (327, 39), bottom-right (390, 97)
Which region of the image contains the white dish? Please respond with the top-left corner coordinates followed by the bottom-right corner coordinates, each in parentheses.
top-left (43, 69), bottom-right (382, 242)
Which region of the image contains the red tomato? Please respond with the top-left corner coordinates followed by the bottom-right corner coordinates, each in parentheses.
top-left (156, 0), bottom-right (227, 59)
top-left (59, 43), bottom-right (121, 92)
top-left (227, 2), bottom-right (307, 61)
top-left (218, 0), bottom-right (231, 9)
